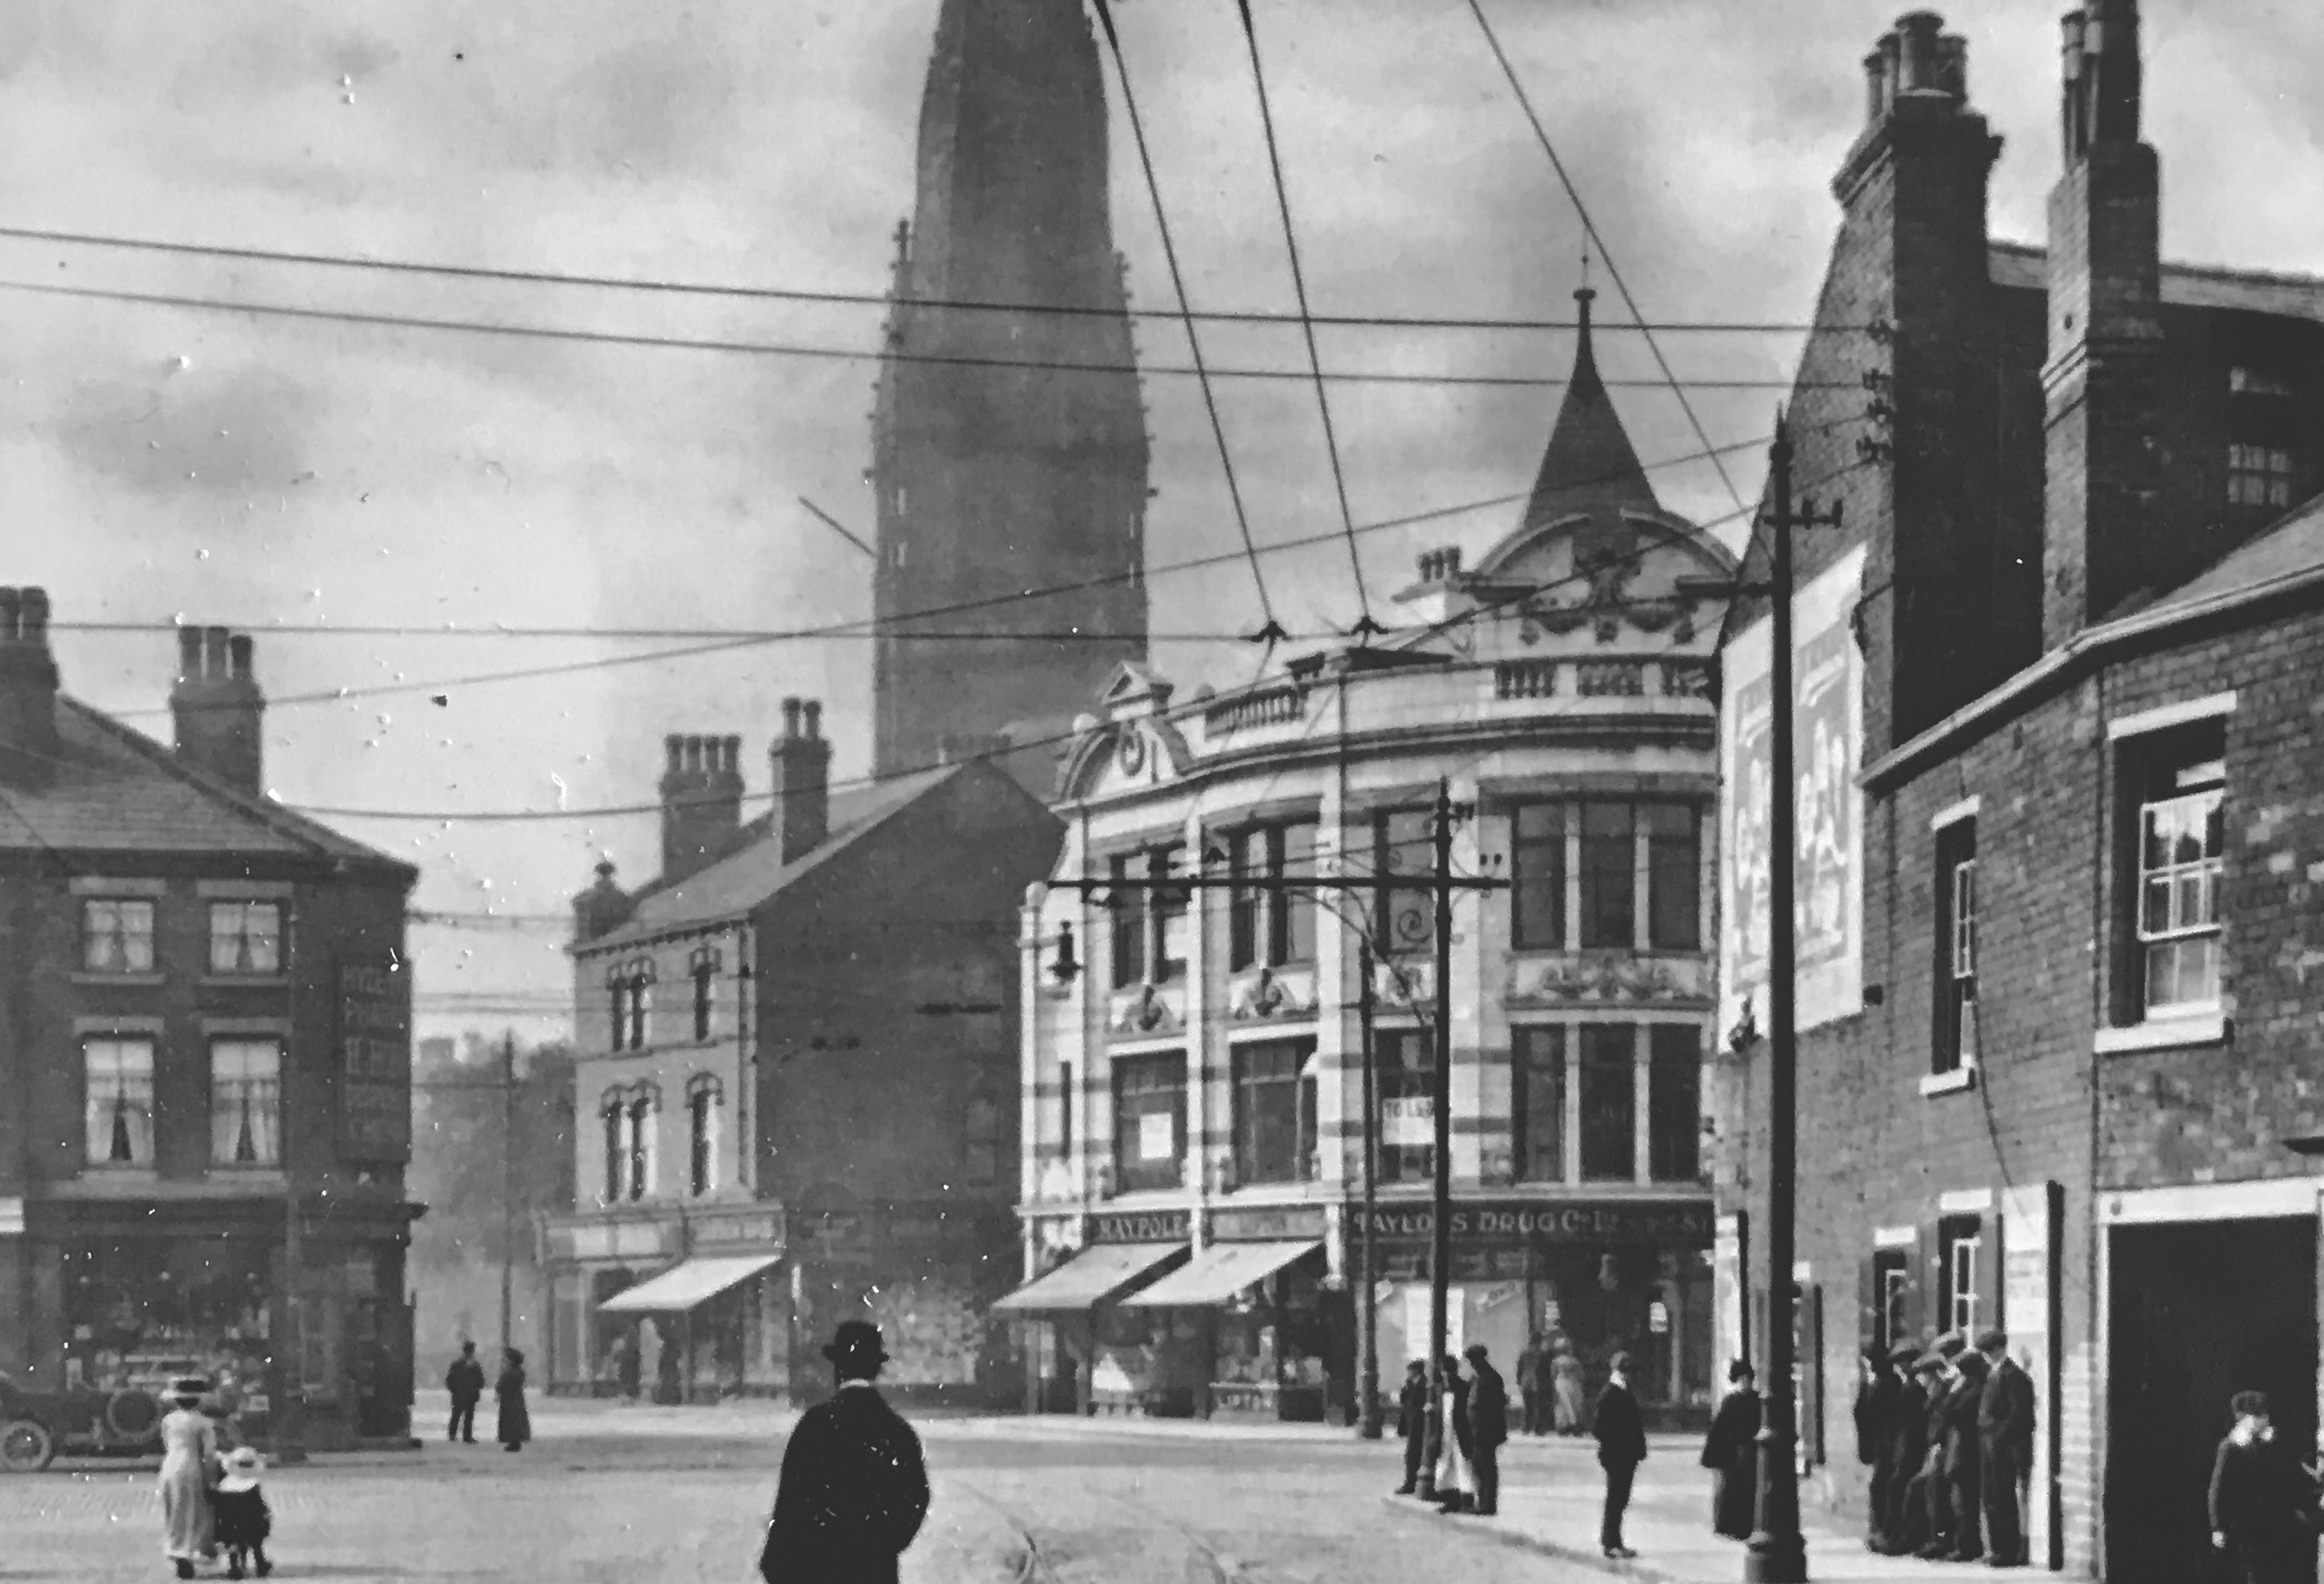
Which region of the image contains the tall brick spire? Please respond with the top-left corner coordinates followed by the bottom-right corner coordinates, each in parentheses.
top-left (869, 0), bottom-right (1151, 787)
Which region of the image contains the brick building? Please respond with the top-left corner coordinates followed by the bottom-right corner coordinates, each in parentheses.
top-left (1000, 305), bottom-right (1733, 1428)
top-left (1712, 8), bottom-right (2324, 1579)
top-left (542, 701), bottom-right (1059, 1408)
top-left (0, 600), bottom-right (421, 1452)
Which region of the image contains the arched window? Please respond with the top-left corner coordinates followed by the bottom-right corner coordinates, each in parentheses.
top-left (604, 963), bottom-right (628, 1053)
top-left (688, 946), bottom-right (721, 1043)
top-left (626, 1084), bottom-right (660, 1201)
top-left (600, 1091), bottom-right (626, 1205)
top-left (625, 959), bottom-right (655, 1051)
top-left (687, 1074), bottom-right (723, 1197)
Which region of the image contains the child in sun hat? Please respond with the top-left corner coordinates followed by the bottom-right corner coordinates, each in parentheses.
top-left (211, 1446), bottom-right (273, 1580)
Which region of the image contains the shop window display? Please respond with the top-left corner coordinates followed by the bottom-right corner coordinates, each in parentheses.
top-left (62, 1238), bottom-right (277, 1427)
top-left (1210, 1258), bottom-right (1330, 1421)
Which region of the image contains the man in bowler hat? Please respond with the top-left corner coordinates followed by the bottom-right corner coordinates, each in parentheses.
top-left (1592, 1350), bottom-right (1648, 1560)
top-left (760, 1321), bottom-right (931, 1584)
top-left (1977, 1329), bottom-right (2036, 1568)
top-left (1463, 1344), bottom-right (1511, 1517)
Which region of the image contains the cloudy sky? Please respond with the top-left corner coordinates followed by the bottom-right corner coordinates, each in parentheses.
top-left (0, 0), bottom-right (2312, 1041)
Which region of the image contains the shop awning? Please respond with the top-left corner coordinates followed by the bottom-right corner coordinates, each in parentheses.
top-left (596, 1253), bottom-right (784, 1314)
top-left (1117, 1240), bottom-right (1322, 1309)
top-left (989, 1242), bottom-right (1187, 1313)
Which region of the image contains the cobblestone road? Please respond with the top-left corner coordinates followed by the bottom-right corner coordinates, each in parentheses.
top-left (2, 1396), bottom-right (1604, 1584)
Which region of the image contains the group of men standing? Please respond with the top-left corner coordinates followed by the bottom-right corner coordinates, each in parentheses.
top-left (1856, 1328), bottom-right (2035, 1566)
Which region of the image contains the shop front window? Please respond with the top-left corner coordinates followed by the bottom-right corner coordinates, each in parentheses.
top-left (62, 1238), bottom-right (275, 1413)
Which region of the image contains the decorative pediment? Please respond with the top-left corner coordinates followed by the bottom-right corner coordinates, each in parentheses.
top-left (1107, 980), bottom-right (1187, 1039)
top-left (1100, 660), bottom-right (1174, 717)
top-left (1057, 715), bottom-right (1194, 802)
top-left (1228, 965), bottom-right (1319, 1023)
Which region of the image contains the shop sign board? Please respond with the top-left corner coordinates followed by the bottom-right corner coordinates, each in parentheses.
top-left (1209, 1204), bottom-right (1329, 1243)
top-left (1087, 1209), bottom-right (1191, 1245)
top-left (337, 957), bottom-right (412, 1163)
top-left (1357, 1198), bottom-right (1712, 1248)
top-left (692, 1210), bottom-right (787, 1253)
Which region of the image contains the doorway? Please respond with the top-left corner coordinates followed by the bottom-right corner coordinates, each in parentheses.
top-left (2106, 1216), bottom-right (2317, 1584)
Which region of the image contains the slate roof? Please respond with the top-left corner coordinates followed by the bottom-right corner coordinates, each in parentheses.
top-left (1987, 240), bottom-right (2324, 322)
top-left (1519, 287), bottom-right (1662, 533)
top-left (579, 763), bottom-right (961, 953)
top-left (0, 695), bottom-right (410, 874)
top-left (2144, 489), bottom-right (2324, 616)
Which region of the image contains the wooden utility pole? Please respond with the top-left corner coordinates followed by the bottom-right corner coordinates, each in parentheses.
top-left (1744, 414), bottom-right (1838, 1584)
top-left (1356, 942), bottom-right (1381, 1439)
top-left (500, 1031), bottom-right (518, 1358)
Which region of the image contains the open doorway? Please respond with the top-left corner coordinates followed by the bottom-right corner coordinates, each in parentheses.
top-left (2106, 1216), bottom-right (2317, 1584)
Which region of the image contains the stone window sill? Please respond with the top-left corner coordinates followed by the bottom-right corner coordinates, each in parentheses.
top-left (1919, 1065), bottom-right (1978, 1098)
top-left (2094, 1014), bottom-right (2230, 1055)
top-left (73, 971), bottom-right (165, 988)
top-left (201, 974), bottom-right (289, 989)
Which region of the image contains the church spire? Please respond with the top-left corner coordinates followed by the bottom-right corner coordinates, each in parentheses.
top-left (1520, 286), bottom-right (1661, 533)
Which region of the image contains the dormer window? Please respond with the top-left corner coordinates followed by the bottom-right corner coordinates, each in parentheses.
top-left (2228, 443), bottom-right (2296, 511)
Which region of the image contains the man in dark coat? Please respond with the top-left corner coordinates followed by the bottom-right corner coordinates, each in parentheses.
top-left (1853, 1345), bottom-right (1899, 1551)
top-left (1881, 1341), bottom-right (1930, 1554)
top-left (1514, 1336), bottom-right (1546, 1437)
top-left (1907, 1348), bottom-right (1956, 1557)
top-left (1977, 1329), bottom-right (2036, 1569)
top-left (2211, 1390), bottom-right (2318, 1584)
top-left (1463, 1345), bottom-right (1511, 1517)
top-left (1701, 1360), bottom-right (1761, 1541)
top-left (1393, 1361), bottom-right (1430, 1496)
top-left (1940, 1349), bottom-right (1989, 1562)
top-left (1593, 1350), bottom-right (1648, 1560)
top-left (760, 1322), bottom-right (931, 1584)
top-left (443, 1341), bottom-right (486, 1445)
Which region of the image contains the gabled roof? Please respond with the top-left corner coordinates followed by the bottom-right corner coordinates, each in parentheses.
top-left (1520, 287), bottom-right (1662, 533)
top-left (0, 695), bottom-right (410, 874)
top-left (1988, 240), bottom-right (2324, 323)
top-left (580, 763), bottom-right (961, 953)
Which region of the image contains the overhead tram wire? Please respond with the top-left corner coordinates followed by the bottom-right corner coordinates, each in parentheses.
top-left (1462, 0), bottom-right (1749, 515)
top-left (1091, 0), bottom-right (1283, 647)
top-left (283, 453), bottom-right (1878, 826)
top-left (1234, 0), bottom-right (1379, 638)
top-left (96, 421), bottom-right (1849, 724)
top-left (0, 276), bottom-right (1835, 393)
top-left (0, 221), bottom-right (1867, 336)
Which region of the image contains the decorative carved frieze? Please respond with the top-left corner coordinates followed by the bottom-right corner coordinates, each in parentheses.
top-left (1228, 965), bottom-right (1317, 1022)
top-left (1108, 980), bottom-right (1186, 1038)
top-left (1507, 952), bottom-right (1709, 1006)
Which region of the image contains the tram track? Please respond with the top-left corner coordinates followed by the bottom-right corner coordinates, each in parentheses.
top-left (955, 1478), bottom-right (1305, 1584)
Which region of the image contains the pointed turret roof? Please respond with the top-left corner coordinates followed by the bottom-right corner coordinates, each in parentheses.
top-left (1520, 288), bottom-right (1661, 532)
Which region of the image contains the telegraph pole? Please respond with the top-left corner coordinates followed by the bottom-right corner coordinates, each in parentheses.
top-left (1745, 414), bottom-right (1838, 1584)
top-left (1356, 943), bottom-right (1382, 1439)
top-left (500, 1031), bottom-right (518, 1358)
top-left (1418, 779), bottom-right (1456, 1499)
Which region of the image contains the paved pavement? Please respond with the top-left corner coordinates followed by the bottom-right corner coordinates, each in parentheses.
top-left (1, 1392), bottom-right (1998, 1583)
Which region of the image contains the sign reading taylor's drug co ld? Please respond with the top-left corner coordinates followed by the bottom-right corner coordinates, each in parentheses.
top-left (338, 956), bottom-right (412, 1163)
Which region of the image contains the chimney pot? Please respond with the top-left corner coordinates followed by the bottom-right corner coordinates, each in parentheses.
top-left (781, 696), bottom-right (803, 740)
top-left (169, 620), bottom-right (262, 794)
top-left (228, 634), bottom-right (253, 681)
top-left (665, 735), bottom-right (684, 772)
top-left (685, 735), bottom-right (704, 773)
top-left (1896, 12), bottom-right (1944, 92)
top-left (723, 735), bottom-right (741, 773)
top-left (203, 625), bottom-right (230, 680)
top-left (178, 624), bottom-right (203, 677)
top-left (770, 706), bottom-right (833, 864)
top-left (1863, 48), bottom-right (1888, 121)
top-left (1936, 35), bottom-right (1967, 99)
top-left (803, 700), bottom-right (822, 741)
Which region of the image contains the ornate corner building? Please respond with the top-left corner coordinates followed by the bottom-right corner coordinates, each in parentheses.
top-left (998, 305), bottom-right (1737, 1429)
top-left (1712, 9), bottom-right (2324, 1578)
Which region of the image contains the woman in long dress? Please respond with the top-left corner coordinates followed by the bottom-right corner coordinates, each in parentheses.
top-left (496, 1346), bottom-right (532, 1452)
top-left (1702, 1360), bottom-right (1762, 1540)
top-left (1433, 1354), bottom-right (1476, 1513)
top-left (157, 1376), bottom-right (219, 1579)
top-left (1551, 1345), bottom-right (1587, 1436)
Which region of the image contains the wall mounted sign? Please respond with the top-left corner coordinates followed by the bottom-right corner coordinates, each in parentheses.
top-left (1086, 1209), bottom-right (1190, 1245)
top-left (337, 956), bottom-right (412, 1164)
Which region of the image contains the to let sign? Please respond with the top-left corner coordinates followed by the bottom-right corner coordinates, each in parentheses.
top-left (338, 958), bottom-right (412, 1163)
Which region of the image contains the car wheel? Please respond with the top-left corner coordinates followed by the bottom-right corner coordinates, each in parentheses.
top-left (0, 1418), bottom-right (54, 1473)
top-left (104, 1388), bottom-right (162, 1443)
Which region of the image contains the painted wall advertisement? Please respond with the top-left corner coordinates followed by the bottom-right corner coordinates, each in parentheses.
top-left (338, 955), bottom-right (412, 1163)
top-left (1719, 545), bottom-right (1866, 1037)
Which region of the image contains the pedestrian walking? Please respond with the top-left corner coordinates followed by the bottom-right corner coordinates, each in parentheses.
top-left (1515, 1335), bottom-right (1546, 1437)
top-left (1977, 1329), bottom-right (2036, 1569)
top-left (495, 1346), bottom-right (532, 1452)
top-left (444, 1340), bottom-right (486, 1445)
top-left (1463, 1345), bottom-right (1510, 1517)
top-left (1593, 1350), bottom-right (1647, 1560)
top-left (760, 1320), bottom-right (931, 1584)
top-left (1702, 1360), bottom-right (1761, 1541)
top-left (2211, 1391), bottom-right (2320, 1584)
top-left (157, 1375), bottom-right (219, 1580)
top-left (1392, 1360), bottom-right (1430, 1496)
top-left (212, 1446), bottom-right (274, 1580)
top-left (1854, 1345), bottom-right (1899, 1551)
top-left (1941, 1347), bottom-right (1989, 1562)
top-left (1433, 1354), bottom-right (1477, 1514)
top-left (1551, 1343), bottom-right (1587, 1436)
top-left (1880, 1341), bottom-right (1929, 1554)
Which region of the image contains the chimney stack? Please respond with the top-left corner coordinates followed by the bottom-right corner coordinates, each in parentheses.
top-left (659, 732), bottom-right (745, 884)
top-left (2042, 0), bottom-right (2164, 645)
top-left (170, 621), bottom-right (264, 795)
top-left (0, 587), bottom-right (60, 784)
top-left (571, 859), bottom-right (635, 944)
top-left (770, 696), bottom-right (831, 865)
